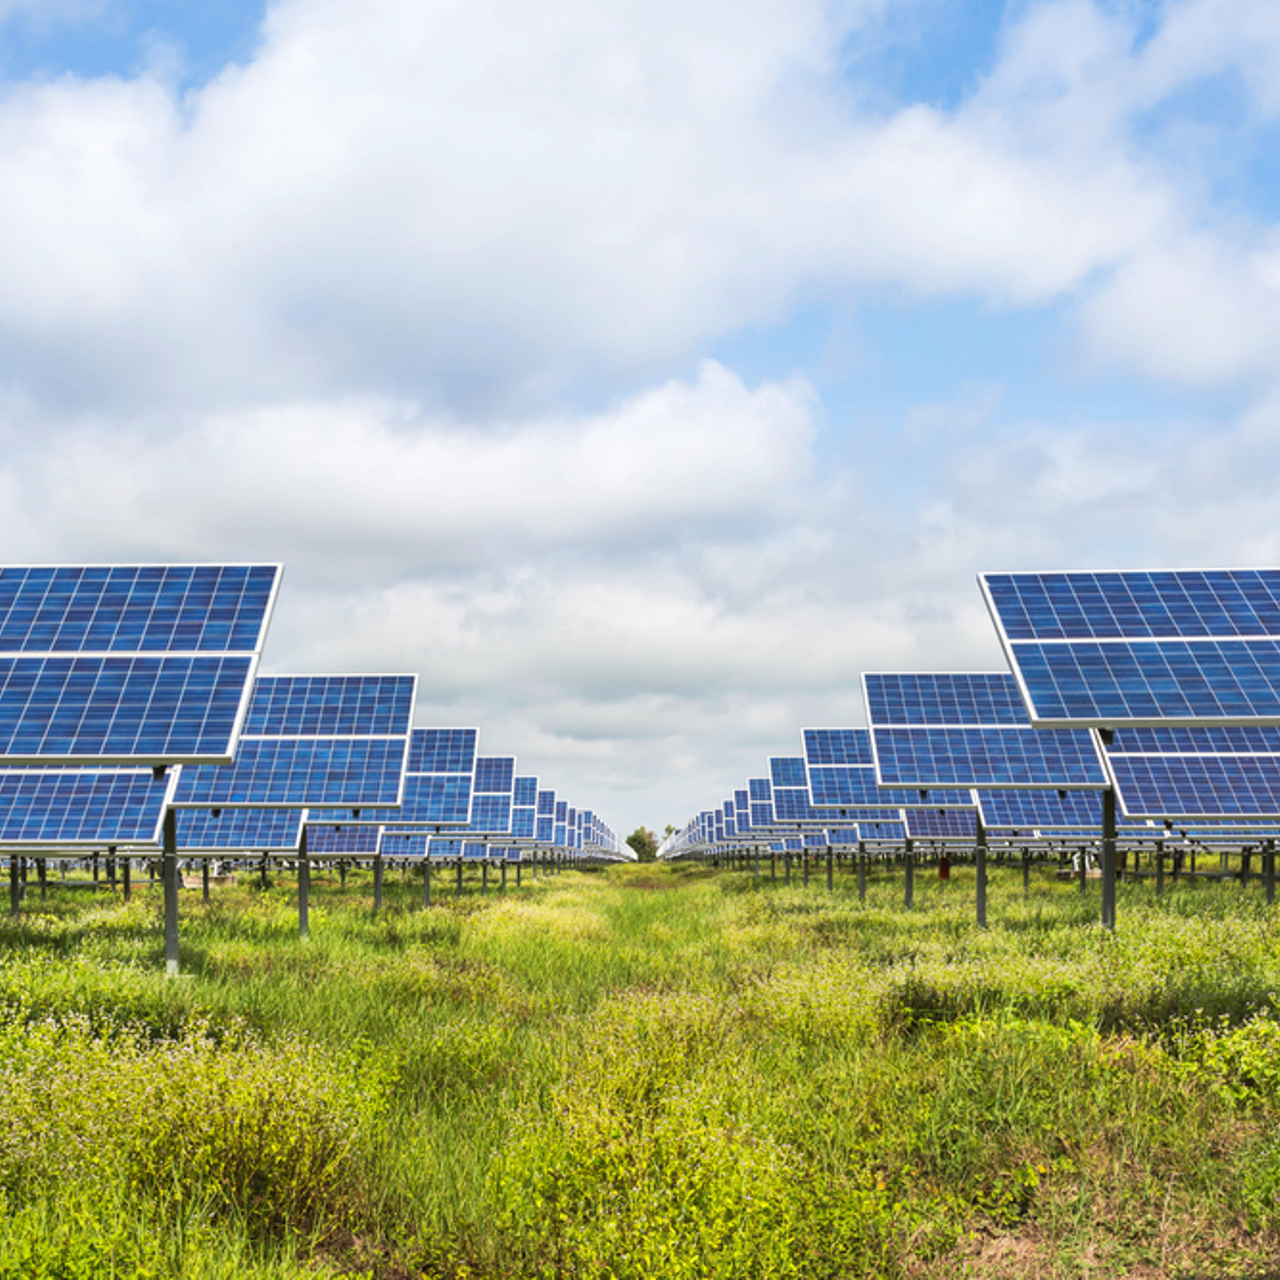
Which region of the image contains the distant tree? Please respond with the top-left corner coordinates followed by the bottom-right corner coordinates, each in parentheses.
top-left (664, 824), bottom-right (676, 838)
top-left (627, 827), bottom-right (659, 862)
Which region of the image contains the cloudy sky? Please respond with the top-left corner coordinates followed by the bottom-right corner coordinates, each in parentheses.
top-left (1, 0), bottom-right (1278, 836)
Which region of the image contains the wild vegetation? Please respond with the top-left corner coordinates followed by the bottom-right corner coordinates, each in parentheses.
top-left (2, 857), bottom-right (1280, 1277)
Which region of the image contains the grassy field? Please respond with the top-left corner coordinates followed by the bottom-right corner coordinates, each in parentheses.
top-left (3, 858), bottom-right (1280, 1277)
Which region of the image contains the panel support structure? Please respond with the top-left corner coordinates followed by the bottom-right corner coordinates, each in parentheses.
top-left (297, 823), bottom-right (310, 939)
top-left (1101, 786), bottom-right (1117, 933)
top-left (163, 807), bottom-right (180, 977)
top-left (976, 818), bottom-right (988, 930)
top-left (904, 839), bottom-right (914, 910)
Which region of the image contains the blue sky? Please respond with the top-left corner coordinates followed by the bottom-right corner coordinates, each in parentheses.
top-left (1, 0), bottom-right (1279, 834)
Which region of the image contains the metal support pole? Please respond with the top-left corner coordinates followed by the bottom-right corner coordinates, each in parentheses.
top-left (260, 853), bottom-right (268, 889)
top-left (107, 851), bottom-right (116, 891)
top-left (1102, 787), bottom-right (1117, 931)
top-left (785, 850), bottom-right (791, 887)
top-left (36, 858), bottom-right (45, 901)
top-left (455, 860), bottom-right (463, 897)
top-left (123, 856), bottom-right (131, 902)
top-left (802, 848), bottom-right (808, 887)
top-left (1022, 848), bottom-right (1030, 895)
top-left (976, 818), bottom-right (988, 930)
top-left (8, 855), bottom-right (18, 920)
top-left (339, 860), bottom-right (347, 888)
top-left (482, 862), bottom-right (488, 894)
top-left (92, 852), bottom-right (99, 886)
top-left (858, 840), bottom-right (866, 902)
top-left (373, 854), bottom-right (384, 912)
top-left (297, 824), bottom-right (310, 938)
top-left (826, 844), bottom-right (833, 892)
top-left (501, 862), bottom-right (507, 892)
top-left (202, 858), bottom-right (210, 904)
top-left (163, 808), bottom-right (180, 977)
top-left (770, 851), bottom-right (776, 882)
top-left (516, 860), bottom-right (521, 887)
top-left (753, 851), bottom-right (759, 885)
top-left (1268, 840), bottom-right (1276, 906)
top-left (904, 841), bottom-right (914, 909)
top-left (423, 857), bottom-right (431, 907)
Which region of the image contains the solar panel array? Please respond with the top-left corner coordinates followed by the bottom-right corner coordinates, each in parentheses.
top-left (0, 768), bottom-right (175, 846)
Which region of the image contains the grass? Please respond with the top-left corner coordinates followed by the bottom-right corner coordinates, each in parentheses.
top-left (2, 857), bottom-right (1280, 1275)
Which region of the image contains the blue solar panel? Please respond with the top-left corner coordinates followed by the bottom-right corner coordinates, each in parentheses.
top-left (244, 675), bottom-right (414, 736)
top-left (474, 757), bottom-right (515, 794)
top-left (512, 808), bottom-right (536, 839)
top-left (0, 768), bottom-right (173, 844)
top-left (1006, 640), bottom-right (1280, 725)
top-left (514, 776), bottom-right (538, 807)
top-left (770, 758), bottom-right (808, 788)
top-left (872, 726), bottom-right (1107, 788)
top-left (906, 808), bottom-right (978, 839)
top-left (537, 790), bottom-right (555, 816)
top-left (809, 764), bottom-right (971, 809)
top-left (407, 728), bottom-right (477, 774)
top-left (0, 655), bottom-right (254, 764)
top-left (983, 570), bottom-right (1280, 642)
top-left (1112, 755), bottom-right (1280, 819)
top-left (859, 820), bottom-right (906, 841)
top-left (311, 771), bottom-right (471, 826)
top-left (750, 802), bottom-right (772, 827)
top-left (305, 823), bottom-right (381, 855)
top-left (173, 737), bottom-right (406, 808)
top-left (0, 564), bottom-right (280, 766)
top-left (802, 729), bottom-right (874, 765)
top-left (748, 778), bottom-right (771, 802)
top-left (382, 831), bottom-right (429, 859)
top-left (178, 808), bottom-right (303, 852)
top-left (1110, 726), bottom-right (1280, 753)
top-left (975, 788), bottom-right (1102, 830)
top-left (864, 673), bottom-right (1029, 727)
top-left (555, 801), bottom-right (567, 823)
top-left (773, 787), bottom-right (815, 821)
top-left (470, 794), bottom-right (512, 833)
top-left (0, 565), bottom-right (278, 653)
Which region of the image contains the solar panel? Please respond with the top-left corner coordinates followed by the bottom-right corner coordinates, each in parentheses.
top-left (864, 673), bottom-right (1108, 789)
top-left (0, 767), bottom-right (176, 845)
top-left (808, 763), bottom-right (971, 809)
top-left (177, 808), bottom-right (304, 853)
top-left (0, 564), bottom-right (281, 766)
top-left (859, 820), bottom-right (906, 841)
top-left (982, 570), bottom-right (1280, 727)
top-left (906, 808), bottom-right (979, 839)
top-left (305, 822), bottom-right (382, 856)
top-left (1111, 755), bottom-right (1280, 819)
top-left (513, 775), bottom-right (538, 807)
top-left (302, 725), bottom-right (473, 825)
top-left (802, 729), bottom-right (875, 765)
top-left (974, 788), bottom-right (1102, 831)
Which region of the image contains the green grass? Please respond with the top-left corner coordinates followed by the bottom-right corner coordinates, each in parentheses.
top-left (2, 858), bottom-right (1280, 1276)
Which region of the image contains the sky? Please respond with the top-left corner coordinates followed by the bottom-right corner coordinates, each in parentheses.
top-left (1, 0), bottom-right (1280, 838)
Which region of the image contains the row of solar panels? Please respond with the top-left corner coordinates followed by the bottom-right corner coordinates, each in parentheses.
top-left (661, 569), bottom-right (1280, 859)
top-left (0, 565), bottom-right (630, 862)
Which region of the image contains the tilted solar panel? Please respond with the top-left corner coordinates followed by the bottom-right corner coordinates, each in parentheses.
top-left (864, 674), bottom-right (1029, 727)
top-left (171, 674), bottom-right (413, 809)
top-left (770, 758), bottom-right (808, 789)
top-left (872, 726), bottom-right (1107, 788)
top-left (408, 728), bottom-right (477, 774)
top-left (982, 570), bottom-right (1280, 727)
top-left (178, 808), bottom-right (304, 853)
top-left (809, 763), bottom-right (971, 809)
top-left (906, 808), bottom-right (979, 839)
top-left (974, 788), bottom-right (1102, 831)
top-left (1111, 755), bottom-right (1280, 819)
top-left (802, 729), bottom-right (874, 765)
top-left (0, 564), bottom-right (280, 766)
top-left (0, 767), bottom-right (176, 845)
top-left (513, 776), bottom-right (538, 807)
top-left (512, 808), bottom-right (536, 839)
top-left (305, 822), bottom-right (382, 856)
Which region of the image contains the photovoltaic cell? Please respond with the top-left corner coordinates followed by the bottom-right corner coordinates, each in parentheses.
top-left (0, 768), bottom-right (173, 845)
top-left (470, 794), bottom-right (512, 833)
top-left (859, 820), bottom-right (906, 841)
top-left (513, 776), bottom-right (538, 807)
top-left (770, 758), bottom-right (808, 789)
top-left (407, 728), bottom-right (477, 774)
top-left (0, 564), bottom-right (280, 766)
top-left (474, 757), bottom-right (515, 795)
top-left (809, 764), bottom-right (971, 809)
top-left (1111, 726), bottom-right (1280, 753)
top-left (512, 808), bottom-right (536, 839)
